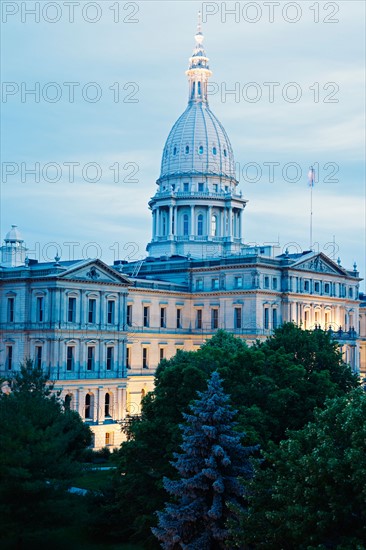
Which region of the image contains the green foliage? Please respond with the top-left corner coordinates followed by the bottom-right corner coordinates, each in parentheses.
top-left (239, 388), bottom-right (366, 549)
top-left (0, 359), bottom-right (92, 538)
top-left (96, 326), bottom-right (358, 545)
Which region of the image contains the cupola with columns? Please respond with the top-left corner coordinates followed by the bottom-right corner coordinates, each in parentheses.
top-left (146, 13), bottom-right (247, 259)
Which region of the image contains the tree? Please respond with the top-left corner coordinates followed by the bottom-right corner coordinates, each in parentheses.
top-left (101, 328), bottom-right (357, 545)
top-left (152, 371), bottom-right (257, 549)
top-left (237, 388), bottom-right (366, 549)
top-left (0, 359), bottom-right (92, 538)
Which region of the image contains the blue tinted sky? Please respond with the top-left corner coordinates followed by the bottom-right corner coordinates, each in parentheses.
top-left (1, 1), bottom-right (365, 286)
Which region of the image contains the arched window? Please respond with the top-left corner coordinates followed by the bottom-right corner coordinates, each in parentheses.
top-left (212, 146), bottom-right (217, 155)
top-left (199, 145), bottom-right (204, 155)
top-left (65, 394), bottom-right (72, 410)
top-left (197, 214), bottom-right (204, 236)
top-left (105, 393), bottom-right (111, 417)
top-left (183, 214), bottom-right (189, 236)
top-left (211, 215), bottom-right (218, 236)
top-left (224, 149), bottom-right (227, 157)
top-left (173, 146), bottom-right (177, 155)
top-left (198, 81), bottom-right (201, 95)
top-left (162, 215), bottom-right (167, 236)
top-left (185, 145), bottom-right (189, 154)
top-left (85, 394), bottom-right (92, 419)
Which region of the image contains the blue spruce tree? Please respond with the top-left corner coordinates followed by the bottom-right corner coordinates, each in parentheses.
top-left (152, 371), bottom-right (257, 549)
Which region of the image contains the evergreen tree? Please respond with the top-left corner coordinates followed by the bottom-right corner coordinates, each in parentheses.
top-left (152, 371), bottom-right (257, 549)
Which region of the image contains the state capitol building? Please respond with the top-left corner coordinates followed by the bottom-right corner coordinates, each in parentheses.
top-left (1, 19), bottom-right (365, 448)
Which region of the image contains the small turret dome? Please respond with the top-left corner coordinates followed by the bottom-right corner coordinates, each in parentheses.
top-left (5, 225), bottom-right (24, 243)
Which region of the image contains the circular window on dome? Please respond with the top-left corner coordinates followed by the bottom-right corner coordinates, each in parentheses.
top-left (199, 145), bottom-right (204, 155)
top-left (173, 146), bottom-right (177, 155)
top-left (212, 146), bottom-right (217, 155)
top-left (185, 145), bottom-right (189, 154)
top-left (223, 149), bottom-right (227, 157)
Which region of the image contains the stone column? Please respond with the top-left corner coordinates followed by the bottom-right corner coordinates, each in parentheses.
top-left (190, 205), bottom-right (194, 237)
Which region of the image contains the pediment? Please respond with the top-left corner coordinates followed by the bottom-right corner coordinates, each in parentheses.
top-left (57, 259), bottom-right (130, 285)
top-left (291, 253), bottom-right (348, 276)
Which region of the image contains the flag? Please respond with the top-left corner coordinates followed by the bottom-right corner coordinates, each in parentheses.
top-left (308, 166), bottom-right (315, 187)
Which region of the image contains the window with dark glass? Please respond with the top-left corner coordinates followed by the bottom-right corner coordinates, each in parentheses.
top-left (106, 347), bottom-right (113, 370)
top-left (212, 278), bottom-right (219, 290)
top-left (197, 214), bottom-right (203, 235)
top-left (211, 309), bottom-right (219, 329)
top-left (142, 347), bottom-right (148, 368)
top-left (126, 304), bottom-right (132, 326)
top-left (126, 347), bottom-right (131, 369)
top-left (65, 394), bottom-right (72, 410)
top-left (68, 297), bottom-right (76, 322)
top-left (196, 279), bottom-right (203, 291)
top-left (264, 308), bottom-right (269, 329)
top-left (85, 394), bottom-right (91, 419)
top-left (6, 346), bottom-right (13, 370)
top-left (35, 345), bottom-right (42, 368)
top-left (264, 276), bottom-right (269, 289)
top-left (7, 297), bottom-right (14, 322)
top-left (272, 309), bottom-right (278, 329)
top-left (314, 282), bottom-right (320, 293)
top-left (160, 348), bottom-right (165, 361)
top-left (160, 307), bottom-right (166, 328)
top-left (66, 346), bottom-right (74, 371)
top-left (198, 183), bottom-right (204, 192)
top-left (143, 306), bottom-right (150, 328)
top-left (196, 309), bottom-right (202, 329)
top-left (88, 299), bottom-right (96, 323)
top-left (234, 307), bottom-right (242, 329)
top-left (105, 393), bottom-right (111, 417)
top-left (87, 346), bottom-right (95, 371)
top-left (36, 296), bottom-right (44, 322)
top-left (176, 308), bottom-right (182, 329)
top-left (107, 300), bottom-right (115, 324)
top-left (272, 278), bottom-right (278, 290)
top-left (304, 280), bottom-right (310, 291)
top-left (183, 214), bottom-right (189, 236)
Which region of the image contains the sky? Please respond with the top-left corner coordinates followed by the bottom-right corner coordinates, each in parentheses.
top-left (1, 1), bottom-right (365, 287)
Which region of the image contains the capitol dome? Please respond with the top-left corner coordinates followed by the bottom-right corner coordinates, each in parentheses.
top-left (160, 102), bottom-right (236, 181)
top-left (5, 225), bottom-right (24, 243)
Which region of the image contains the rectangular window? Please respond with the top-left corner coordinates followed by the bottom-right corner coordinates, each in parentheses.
top-left (198, 182), bottom-right (204, 192)
top-left (176, 308), bottom-right (182, 329)
top-left (196, 279), bottom-right (203, 291)
top-left (213, 184), bottom-right (218, 192)
top-left (35, 346), bottom-right (42, 368)
top-left (235, 276), bottom-right (243, 289)
top-left (87, 347), bottom-right (95, 371)
top-left (196, 309), bottom-right (202, 329)
top-left (272, 278), bottom-right (278, 290)
top-left (105, 432), bottom-right (113, 446)
top-left (211, 278), bottom-right (219, 290)
top-left (66, 346), bottom-right (74, 371)
top-left (183, 182), bottom-right (189, 192)
top-left (272, 309), bottom-right (278, 329)
top-left (143, 306), bottom-right (150, 328)
top-left (314, 282), bottom-right (320, 293)
top-left (324, 283), bottom-right (330, 294)
top-left (264, 276), bottom-right (269, 289)
top-left (126, 304), bottom-right (132, 326)
top-left (6, 346), bottom-right (13, 370)
top-left (88, 299), bottom-right (96, 323)
top-left (106, 347), bottom-right (114, 371)
top-left (36, 297), bottom-right (44, 322)
top-left (107, 301), bottom-right (115, 324)
top-left (304, 280), bottom-right (310, 292)
top-left (142, 347), bottom-right (149, 369)
top-left (126, 347), bottom-right (131, 369)
top-left (349, 287), bottom-right (353, 298)
top-left (325, 312), bottom-right (330, 327)
top-left (234, 307), bottom-right (242, 329)
top-left (160, 307), bottom-right (166, 328)
top-left (160, 348), bottom-right (165, 361)
top-left (7, 297), bottom-right (14, 322)
top-left (304, 310), bottom-right (309, 329)
top-left (68, 297), bottom-right (76, 322)
top-left (211, 309), bottom-right (219, 329)
top-left (264, 308), bottom-right (269, 329)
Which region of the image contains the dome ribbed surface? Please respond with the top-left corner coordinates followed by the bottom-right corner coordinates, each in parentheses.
top-left (160, 102), bottom-right (236, 180)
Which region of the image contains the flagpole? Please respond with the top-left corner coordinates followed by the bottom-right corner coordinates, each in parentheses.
top-left (308, 166), bottom-right (314, 251)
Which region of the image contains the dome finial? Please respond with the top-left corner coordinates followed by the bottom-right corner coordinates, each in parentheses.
top-left (195, 11), bottom-right (203, 43)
